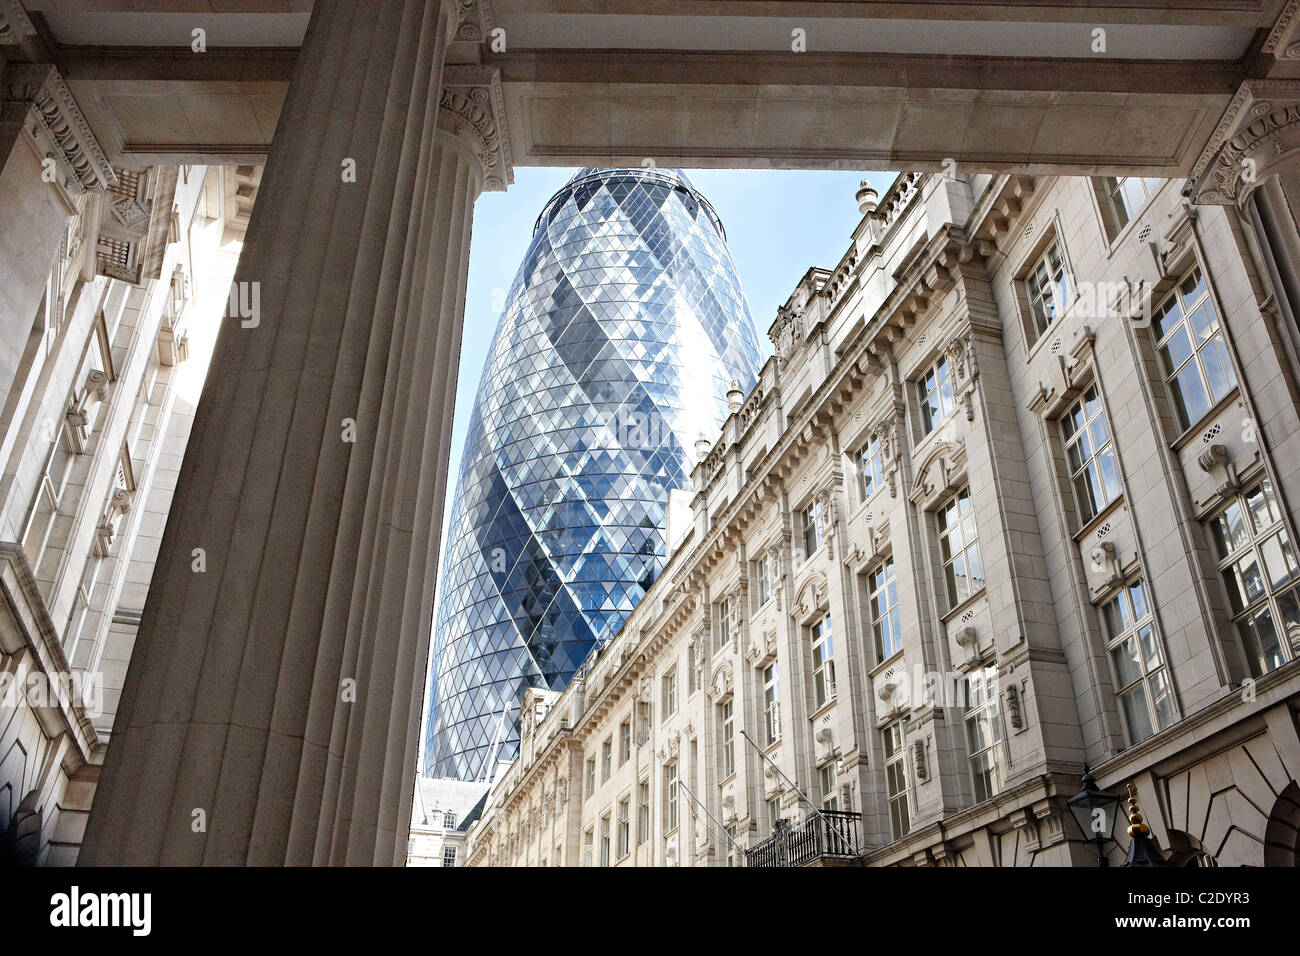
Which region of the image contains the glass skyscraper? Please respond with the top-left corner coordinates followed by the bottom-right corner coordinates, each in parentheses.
top-left (426, 168), bottom-right (761, 780)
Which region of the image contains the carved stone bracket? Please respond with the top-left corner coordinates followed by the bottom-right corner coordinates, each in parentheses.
top-left (1197, 442), bottom-right (1242, 498)
top-left (438, 65), bottom-right (513, 192)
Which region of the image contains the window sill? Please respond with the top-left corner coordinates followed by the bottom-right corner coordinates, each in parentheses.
top-left (1168, 386), bottom-right (1242, 453)
top-left (807, 696), bottom-right (838, 723)
top-left (1070, 496), bottom-right (1126, 544)
top-left (938, 586), bottom-right (988, 627)
top-left (868, 645), bottom-right (906, 681)
top-left (719, 771), bottom-right (737, 787)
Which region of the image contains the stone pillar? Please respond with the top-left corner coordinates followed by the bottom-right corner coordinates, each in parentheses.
top-left (79, 0), bottom-right (511, 866)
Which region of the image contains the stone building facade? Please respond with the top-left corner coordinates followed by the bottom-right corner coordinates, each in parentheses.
top-left (464, 170), bottom-right (1300, 867)
top-left (407, 777), bottom-right (489, 867)
top-left (0, 67), bottom-right (249, 865)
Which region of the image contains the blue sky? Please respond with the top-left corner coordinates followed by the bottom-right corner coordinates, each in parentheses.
top-left (444, 167), bottom-right (896, 536)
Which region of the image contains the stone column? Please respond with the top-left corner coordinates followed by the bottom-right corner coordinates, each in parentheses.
top-left (79, 0), bottom-right (511, 866)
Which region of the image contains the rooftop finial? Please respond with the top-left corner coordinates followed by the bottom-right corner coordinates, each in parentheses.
top-left (856, 178), bottom-right (879, 215)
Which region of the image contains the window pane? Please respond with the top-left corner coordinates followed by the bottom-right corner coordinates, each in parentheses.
top-left (1111, 636), bottom-right (1143, 687)
top-left (1120, 686), bottom-right (1154, 743)
top-left (1202, 337), bottom-right (1236, 402)
top-left (1172, 364), bottom-right (1211, 427)
top-left (1148, 669), bottom-right (1175, 731)
top-left (1261, 531), bottom-right (1299, 589)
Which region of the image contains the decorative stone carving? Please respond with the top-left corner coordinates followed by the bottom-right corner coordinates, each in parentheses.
top-left (4, 65), bottom-right (116, 203)
top-left (438, 66), bottom-right (513, 192)
top-left (452, 0), bottom-right (496, 42)
top-left (1005, 682), bottom-right (1024, 730)
top-left (909, 439), bottom-right (966, 504)
top-left (0, 0), bottom-right (36, 44)
top-left (792, 571), bottom-right (829, 622)
top-left (912, 739), bottom-right (928, 780)
top-left (709, 661), bottom-right (734, 702)
top-left (95, 487), bottom-right (133, 556)
top-left (770, 304), bottom-right (804, 362)
top-left (1197, 442), bottom-right (1241, 498)
top-left (637, 676), bottom-right (654, 703)
top-left (1187, 80), bottom-right (1300, 207)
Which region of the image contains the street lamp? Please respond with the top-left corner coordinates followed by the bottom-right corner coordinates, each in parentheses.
top-left (1121, 784), bottom-right (1172, 867)
top-left (1067, 766), bottom-right (1123, 866)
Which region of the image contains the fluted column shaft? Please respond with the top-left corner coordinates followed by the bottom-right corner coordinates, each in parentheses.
top-left (80, 0), bottom-right (483, 865)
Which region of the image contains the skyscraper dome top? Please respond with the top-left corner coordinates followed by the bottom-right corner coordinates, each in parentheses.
top-left (534, 166), bottom-right (726, 239)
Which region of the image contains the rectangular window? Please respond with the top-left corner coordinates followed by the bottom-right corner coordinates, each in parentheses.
top-left (1209, 480), bottom-right (1299, 677)
top-left (820, 763), bottom-right (838, 812)
top-left (443, 811), bottom-right (456, 829)
top-left (1025, 240), bottom-right (1073, 338)
top-left (767, 796), bottom-right (782, 831)
top-left (637, 781), bottom-right (651, 844)
top-left (1061, 384), bottom-right (1122, 524)
top-left (883, 720), bottom-right (910, 840)
top-left (868, 558), bottom-right (902, 662)
top-left (720, 698), bottom-right (735, 778)
top-left (763, 661), bottom-right (781, 745)
top-left (963, 665), bottom-right (1004, 804)
top-left (917, 354), bottom-right (956, 436)
top-left (725, 823), bottom-right (740, 868)
top-left (617, 798), bottom-right (630, 858)
top-left (582, 827), bottom-right (594, 868)
top-left (635, 701), bottom-right (652, 745)
top-left (662, 669), bottom-right (678, 718)
top-left (664, 763), bottom-right (679, 833)
top-left (1101, 578), bottom-right (1175, 744)
top-left (1152, 265), bottom-right (1237, 431)
top-left (442, 846), bottom-right (457, 867)
top-left (800, 502), bottom-right (822, 559)
top-left (601, 737), bottom-right (613, 782)
top-left (1096, 176), bottom-right (1162, 238)
top-left (585, 757), bottom-right (596, 798)
top-left (717, 598), bottom-right (731, 651)
top-left (599, 813), bottom-right (611, 867)
top-left (22, 423), bottom-right (78, 583)
top-left (855, 433), bottom-right (884, 502)
top-left (811, 615), bottom-right (836, 709)
top-left (687, 642), bottom-right (697, 695)
top-left (936, 488), bottom-right (984, 607)
top-left (755, 553), bottom-right (772, 606)
top-left (619, 718), bottom-right (631, 765)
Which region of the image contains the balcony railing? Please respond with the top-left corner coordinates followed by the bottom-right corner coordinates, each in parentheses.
top-left (745, 811), bottom-right (862, 867)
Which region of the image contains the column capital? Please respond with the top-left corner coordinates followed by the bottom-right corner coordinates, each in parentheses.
top-left (438, 65), bottom-right (513, 192)
top-left (1186, 79), bottom-right (1300, 208)
top-left (0, 0), bottom-right (35, 45)
top-left (3, 63), bottom-right (116, 202)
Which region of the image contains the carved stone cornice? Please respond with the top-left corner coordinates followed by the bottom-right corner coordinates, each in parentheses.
top-left (1186, 80), bottom-right (1300, 207)
top-left (452, 0), bottom-right (496, 43)
top-left (1264, 1), bottom-right (1300, 60)
top-left (4, 64), bottom-right (116, 199)
top-left (0, 0), bottom-right (35, 44)
top-left (438, 65), bottom-right (513, 192)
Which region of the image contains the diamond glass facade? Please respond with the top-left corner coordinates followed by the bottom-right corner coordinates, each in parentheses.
top-left (426, 168), bottom-right (761, 780)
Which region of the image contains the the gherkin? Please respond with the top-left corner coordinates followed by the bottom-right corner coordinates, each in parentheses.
top-left (426, 168), bottom-right (761, 781)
